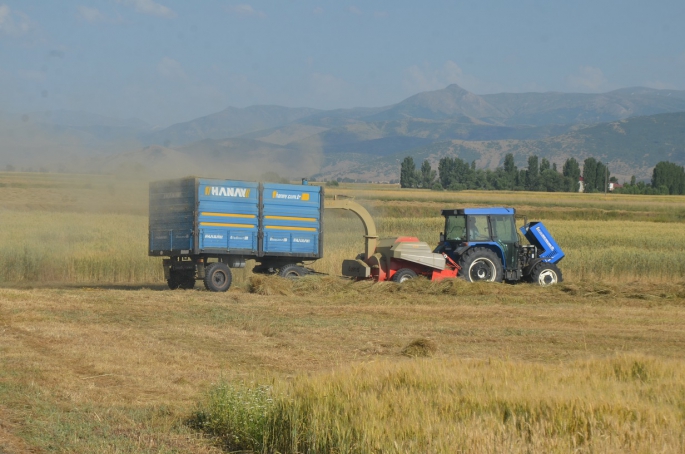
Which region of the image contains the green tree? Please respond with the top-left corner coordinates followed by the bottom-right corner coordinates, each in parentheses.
top-left (540, 158), bottom-right (551, 173)
top-left (526, 155), bottom-right (539, 191)
top-left (503, 153), bottom-right (517, 175)
top-left (400, 156), bottom-right (418, 188)
top-left (582, 158), bottom-right (597, 192)
top-left (540, 168), bottom-right (565, 192)
top-left (438, 157), bottom-right (456, 188)
top-left (595, 161), bottom-right (609, 192)
top-left (420, 160), bottom-right (436, 189)
top-left (438, 156), bottom-right (473, 190)
top-left (652, 161), bottom-right (685, 195)
top-left (499, 153), bottom-right (518, 190)
top-left (562, 157), bottom-right (581, 192)
top-left (517, 169), bottom-right (528, 190)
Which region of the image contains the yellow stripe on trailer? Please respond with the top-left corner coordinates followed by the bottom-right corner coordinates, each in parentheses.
top-left (264, 215), bottom-right (317, 222)
top-left (200, 222), bottom-right (255, 228)
top-left (201, 212), bottom-right (256, 219)
top-left (265, 226), bottom-right (317, 232)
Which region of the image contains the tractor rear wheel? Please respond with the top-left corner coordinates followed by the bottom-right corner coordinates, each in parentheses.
top-left (458, 248), bottom-right (503, 283)
top-left (530, 262), bottom-right (562, 286)
top-left (203, 263), bottom-right (232, 292)
top-left (278, 264), bottom-right (307, 279)
top-left (392, 268), bottom-right (417, 283)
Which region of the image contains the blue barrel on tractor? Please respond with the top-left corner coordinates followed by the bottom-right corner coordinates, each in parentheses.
top-left (149, 177), bottom-right (323, 292)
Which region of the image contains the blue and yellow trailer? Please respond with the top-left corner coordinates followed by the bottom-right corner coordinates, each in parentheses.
top-left (149, 177), bottom-right (323, 291)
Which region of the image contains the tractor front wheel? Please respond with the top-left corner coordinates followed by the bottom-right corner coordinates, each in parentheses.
top-left (530, 262), bottom-right (562, 286)
top-left (203, 263), bottom-right (232, 292)
top-left (392, 268), bottom-right (417, 283)
top-left (458, 248), bottom-right (503, 283)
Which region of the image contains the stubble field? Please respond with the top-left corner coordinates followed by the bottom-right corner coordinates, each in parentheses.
top-left (0, 172), bottom-right (684, 453)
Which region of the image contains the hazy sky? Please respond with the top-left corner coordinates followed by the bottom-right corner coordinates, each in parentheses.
top-left (1, 0), bottom-right (684, 126)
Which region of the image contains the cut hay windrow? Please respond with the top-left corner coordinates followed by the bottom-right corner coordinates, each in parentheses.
top-left (245, 274), bottom-right (685, 307)
top-left (401, 337), bottom-right (438, 357)
top-left (246, 274), bottom-right (509, 297)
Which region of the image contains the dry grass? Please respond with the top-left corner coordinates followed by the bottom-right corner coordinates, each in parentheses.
top-left (1, 279), bottom-right (684, 451)
top-left (194, 356), bottom-right (685, 453)
top-left (1, 172), bottom-right (685, 452)
top-left (400, 337), bottom-right (438, 357)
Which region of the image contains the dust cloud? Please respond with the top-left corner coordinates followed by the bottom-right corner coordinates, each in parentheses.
top-left (0, 112), bottom-right (325, 183)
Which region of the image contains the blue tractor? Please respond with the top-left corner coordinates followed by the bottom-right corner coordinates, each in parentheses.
top-left (437, 207), bottom-right (564, 285)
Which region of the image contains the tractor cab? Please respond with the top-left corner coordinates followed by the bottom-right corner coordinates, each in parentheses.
top-left (440, 208), bottom-right (520, 278)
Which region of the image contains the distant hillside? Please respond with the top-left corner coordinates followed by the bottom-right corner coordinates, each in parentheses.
top-left (141, 84), bottom-right (685, 151)
top-left (232, 85), bottom-right (685, 163)
top-left (359, 84), bottom-right (685, 126)
top-left (141, 105), bottom-right (321, 147)
top-left (363, 84), bottom-right (504, 121)
top-left (281, 117), bottom-right (577, 157)
top-left (483, 87), bottom-right (685, 126)
top-left (312, 112), bottom-right (685, 184)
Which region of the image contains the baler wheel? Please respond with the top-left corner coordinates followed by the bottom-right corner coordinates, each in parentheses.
top-left (392, 268), bottom-right (417, 283)
top-left (278, 264), bottom-right (307, 279)
top-left (203, 263), bottom-right (233, 292)
top-left (458, 247), bottom-right (503, 283)
top-left (530, 262), bottom-right (563, 286)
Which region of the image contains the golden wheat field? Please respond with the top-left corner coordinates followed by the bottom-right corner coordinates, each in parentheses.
top-left (1, 171), bottom-right (684, 453)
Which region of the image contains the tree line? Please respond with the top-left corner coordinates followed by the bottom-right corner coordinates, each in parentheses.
top-left (400, 154), bottom-right (685, 195)
top-left (615, 161), bottom-right (685, 195)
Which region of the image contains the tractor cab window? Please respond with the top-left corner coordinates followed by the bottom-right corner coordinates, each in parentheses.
top-left (467, 215), bottom-right (490, 241)
top-left (490, 215), bottom-right (518, 243)
top-left (444, 215), bottom-right (467, 242)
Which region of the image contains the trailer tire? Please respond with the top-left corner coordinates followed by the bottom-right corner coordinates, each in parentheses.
top-left (530, 262), bottom-right (562, 286)
top-left (167, 270), bottom-right (195, 290)
top-left (278, 264), bottom-right (307, 279)
top-left (203, 263), bottom-right (232, 292)
top-left (458, 247), bottom-right (503, 283)
top-left (392, 268), bottom-right (417, 283)
top-left (167, 278), bottom-right (180, 290)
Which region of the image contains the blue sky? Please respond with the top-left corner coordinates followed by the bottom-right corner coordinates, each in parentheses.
top-left (1, 0), bottom-right (684, 126)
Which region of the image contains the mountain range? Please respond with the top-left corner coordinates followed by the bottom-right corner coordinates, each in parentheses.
top-left (4, 84), bottom-right (685, 182)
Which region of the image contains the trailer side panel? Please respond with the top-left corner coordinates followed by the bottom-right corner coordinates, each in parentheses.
top-left (262, 183), bottom-right (322, 257)
top-left (149, 178), bottom-right (195, 256)
top-left (196, 179), bottom-right (260, 254)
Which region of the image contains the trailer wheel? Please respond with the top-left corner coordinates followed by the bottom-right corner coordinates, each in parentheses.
top-left (178, 275), bottom-right (196, 289)
top-left (530, 262), bottom-right (562, 286)
top-left (278, 264), bottom-right (307, 279)
top-left (167, 277), bottom-right (180, 290)
top-left (392, 268), bottom-right (417, 283)
top-left (167, 270), bottom-right (195, 290)
top-left (203, 263), bottom-right (232, 292)
top-left (458, 248), bottom-right (503, 283)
